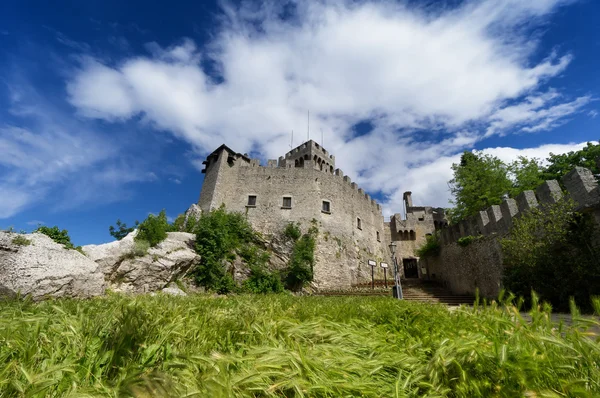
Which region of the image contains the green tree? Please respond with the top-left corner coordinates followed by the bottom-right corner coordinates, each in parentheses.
top-left (501, 199), bottom-right (600, 312)
top-left (542, 141), bottom-right (600, 181)
top-left (109, 219), bottom-right (139, 241)
top-left (449, 151), bottom-right (512, 223)
top-left (509, 156), bottom-right (545, 196)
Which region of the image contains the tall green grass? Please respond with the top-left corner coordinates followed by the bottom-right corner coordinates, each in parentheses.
top-left (1, 294), bottom-right (599, 397)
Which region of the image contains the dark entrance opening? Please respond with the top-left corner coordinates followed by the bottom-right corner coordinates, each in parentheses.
top-left (403, 258), bottom-right (419, 278)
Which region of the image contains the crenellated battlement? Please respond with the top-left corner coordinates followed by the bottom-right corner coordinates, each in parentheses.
top-left (439, 167), bottom-right (600, 245)
top-left (200, 142), bottom-right (385, 216)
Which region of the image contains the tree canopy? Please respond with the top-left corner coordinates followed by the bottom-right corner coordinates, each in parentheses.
top-left (448, 141), bottom-right (600, 223)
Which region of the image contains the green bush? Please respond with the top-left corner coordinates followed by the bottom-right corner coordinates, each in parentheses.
top-left (501, 199), bottom-right (600, 312)
top-left (193, 206), bottom-right (257, 293)
top-left (135, 210), bottom-right (170, 247)
top-left (415, 233), bottom-right (440, 257)
top-left (243, 266), bottom-right (284, 294)
top-left (11, 235), bottom-right (31, 246)
top-left (109, 219), bottom-right (139, 240)
top-left (35, 226), bottom-right (76, 250)
top-left (285, 225), bottom-right (317, 291)
top-left (283, 222), bottom-right (302, 241)
top-left (457, 235), bottom-right (483, 247)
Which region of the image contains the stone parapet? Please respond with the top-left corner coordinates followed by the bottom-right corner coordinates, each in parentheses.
top-left (439, 167), bottom-right (600, 245)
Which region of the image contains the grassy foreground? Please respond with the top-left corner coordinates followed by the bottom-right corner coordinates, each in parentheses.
top-left (1, 294), bottom-right (599, 397)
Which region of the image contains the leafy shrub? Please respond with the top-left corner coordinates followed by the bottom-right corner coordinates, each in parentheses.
top-left (501, 199), bottom-right (600, 312)
top-left (193, 206), bottom-right (257, 293)
top-left (457, 234), bottom-right (483, 247)
top-left (283, 222), bottom-right (301, 242)
top-left (239, 244), bottom-right (282, 294)
top-left (285, 225), bottom-right (317, 291)
top-left (11, 235), bottom-right (31, 246)
top-left (415, 233), bottom-right (440, 257)
top-left (109, 219), bottom-right (139, 240)
top-left (243, 267), bottom-right (283, 294)
top-left (132, 239), bottom-right (150, 257)
top-left (135, 210), bottom-right (170, 247)
top-left (35, 226), bottom-right (76, 250)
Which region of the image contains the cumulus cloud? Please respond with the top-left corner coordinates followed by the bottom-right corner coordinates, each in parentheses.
top-left (68, 0), bottom-right (586, 154)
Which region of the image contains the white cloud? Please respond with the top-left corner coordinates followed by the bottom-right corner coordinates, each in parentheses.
top-left (67, 0), bottom-right (586, 159)
top-left (4, 0), bottom-right (589, 221)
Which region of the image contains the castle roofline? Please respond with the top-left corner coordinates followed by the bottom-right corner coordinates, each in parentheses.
top-left (204, 144), bottom-right (250, 164)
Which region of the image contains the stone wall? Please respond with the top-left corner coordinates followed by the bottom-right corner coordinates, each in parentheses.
top-left (424, 167), bottom-right (600, 298)
top-left (422, 237), bottom-right (503, 298)
top-left (198, 143), bottom-right (390, 289)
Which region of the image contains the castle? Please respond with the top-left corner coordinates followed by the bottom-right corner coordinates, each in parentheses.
top-left (198, 140), bottom-right (446, 289)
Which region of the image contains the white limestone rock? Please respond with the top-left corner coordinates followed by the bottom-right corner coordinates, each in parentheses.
top-left (161, 286), bottom-right (187, 296)
top-left (83, 232), bottom-right (199, 293)
top-left (183, 203), bottom-right (202, 230)
top-left (0, 232), bottom-right (105, 300)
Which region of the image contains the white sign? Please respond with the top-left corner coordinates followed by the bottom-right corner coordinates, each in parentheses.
top-left (368, 260), bottom-right (376, 266)
top-left (380, 262), bottom-right (389, 268)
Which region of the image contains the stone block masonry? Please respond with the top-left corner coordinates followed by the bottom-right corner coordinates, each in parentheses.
top-left (424, 168), bottom-right (600, 298)
top-left (198, 141), bottom-right (390, 289)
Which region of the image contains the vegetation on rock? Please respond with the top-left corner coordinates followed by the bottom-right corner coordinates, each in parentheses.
top-left (34, 225), bottom-right (81, 251)
top-left (192, 206), bottom-right (258, 293)
top-left (415, 232), bottom-right (440, 257)
top-left (457, 234), bottom-right (483, 247)
top-left (1, 294), bottom-right (599, 397)
top-left (285, 222), bottom-right (318, 291)
top-left (11, 235), bottom-right (31, 246)
top-left (501, 199), bottom-right (600, 312)
top-left (109, 219), bottom-right (139, 241)
top-left (135, 210), bottom-right (171, 248)
top-left (283, 222), bottom-right (302, 241)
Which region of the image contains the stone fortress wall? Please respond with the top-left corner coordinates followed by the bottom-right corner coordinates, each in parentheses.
top-left (422, 167), bottom-right (600, 297)
top-left (198, 141), bottom-right (392, 289)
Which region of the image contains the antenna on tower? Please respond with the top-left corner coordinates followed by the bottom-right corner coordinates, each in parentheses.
top-left (320, 128), bottom-right (324, 147)
top-left (307, 110), bottom-right (310, 142)
top-left (290, 130), bottom-right (294, 150)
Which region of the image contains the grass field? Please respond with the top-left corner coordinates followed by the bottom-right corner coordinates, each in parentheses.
top-left (1, 294), bottom-right (599, 397)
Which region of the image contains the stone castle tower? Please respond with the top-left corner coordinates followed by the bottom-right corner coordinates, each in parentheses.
top-left (198, 140), bottom-right (446, 289)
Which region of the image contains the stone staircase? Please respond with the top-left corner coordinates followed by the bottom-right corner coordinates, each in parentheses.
top-left (317, 279), bottom-right (475, 306)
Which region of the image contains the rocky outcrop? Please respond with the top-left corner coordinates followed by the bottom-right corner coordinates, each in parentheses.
top-left (183, 203), bottom-right (202, 230)
top-left (83, 232), bottom-right (200, 293)
top-left (0, 232), bottom-right (105, 300)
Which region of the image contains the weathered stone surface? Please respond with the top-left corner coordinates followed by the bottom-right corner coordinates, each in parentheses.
top-left (0, 232), bottom-right (105, 300)
top-left (536, 180), bottom-right (563, 205)
top-left (183, 203), bottom-right (202, 230)
top-left (161, 286), bottom-right (187, 296)
top-left (516, 190), bottom-right (538, 213)
top-left (562, 167), bottom-right (600, 209)
top-left (423, 236), bottom-right (503, 298)
top-left (83, 232), bottom-right (199, 293)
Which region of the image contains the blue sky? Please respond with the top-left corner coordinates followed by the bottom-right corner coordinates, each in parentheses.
top-left (1, 0), bottom-right (599, 245)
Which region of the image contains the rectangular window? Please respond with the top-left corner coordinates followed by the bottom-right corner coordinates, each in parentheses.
top-left (322, 201), bottom-right (331, 213)
top-left (357, 218), bottom-right (362, 230)
top-left (377, 231), bottom-right (380, 241)
top-left (282, 197), bottom-right (292, 209)
top-left (247, 195), bottom-right (257, 207)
